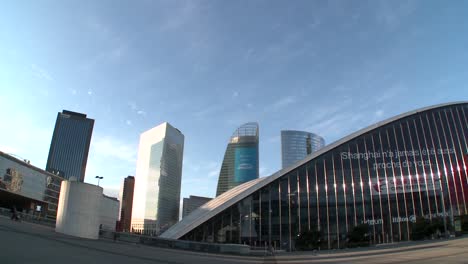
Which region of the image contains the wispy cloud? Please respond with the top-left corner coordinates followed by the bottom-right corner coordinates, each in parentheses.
top-left (260, 167), bottom-right (273, 177)
top-left (158, 1), bottom-right (200, 32)
top-left (376, 84), bottom-right (403, 103)
top-left (128, 101), bottom-right (147, 117)
top-left (30, 64), bottom-right (53, 81)
top-left (181, 159), bottom-right (219, 198)
top-left (85, 135), bottom-right (137, 187)
top-left (128, 101), bottom-right (138, 111)
top-left (102, 185), bottom-right (120, 199)
top-left (80, 16), bottom-right (128, 70)
top-left (91, 136), bottom-right (137, 164)
top-left (269, 95), bottom-right (296, 111)
top-left (0, 145), bottom-right (20, 154)
top-left (375, 0), bottom-right (418, 31)
top-left (375, 109), bottom-right (384, 117)
top-left (0, 111), bottom-right (51, 169)
top-left (192, 104), bottom-right (224, 119)
top-left (301, 91), bottom-right (398, 144)
top-left (184, 159), bottom-right (220, 178)
top-left (243, 48), bottom-right (255, 61)
top-left (267, 135), bottom-right (280, 143)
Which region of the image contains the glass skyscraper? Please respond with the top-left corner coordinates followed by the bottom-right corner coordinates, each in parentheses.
top-left (281, 130), bottom-right (325, 169)
top-left (216, 122), bottom-right (259, 197)
top-left (131, 122), bottom-right (184, 235)
top-left (182, 195), bottom-right (212, 219)
top-left (162, 102), bottom-right (468, 251)
top-left (46, 110), bottom-right (94, 182)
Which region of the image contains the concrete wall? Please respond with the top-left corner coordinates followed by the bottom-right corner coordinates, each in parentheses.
top-left (55, 181), bottom-right (102, 239)
top-left (100, 195), bottom-right (119, 231)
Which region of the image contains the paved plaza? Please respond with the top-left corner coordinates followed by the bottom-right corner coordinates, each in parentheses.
top-left (1, 216), bottom-right (467, 264)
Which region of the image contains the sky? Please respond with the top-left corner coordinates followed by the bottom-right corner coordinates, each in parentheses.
top-left (1, 0), bottom-right (468, 202)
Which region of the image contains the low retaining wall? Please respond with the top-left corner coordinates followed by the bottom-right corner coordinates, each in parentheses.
top-left (100, 231), bottom-right (250, 255)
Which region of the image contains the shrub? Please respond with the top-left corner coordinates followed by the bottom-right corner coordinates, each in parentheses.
top-left (347, 224), bottom-right (370, 247)
top-left (296, 229), bottom-right (321, 250)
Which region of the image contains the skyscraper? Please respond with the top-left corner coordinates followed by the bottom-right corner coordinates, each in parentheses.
top-left (118, 176), bottom-right (135, 232)
top-left (46, 110), bottom-right (94, 181)
top-left (182, 195), bottom-right (212, 219)
top-left (131, 122), bottom-right (184, 235)
top-left (216, 122), bottom-right (259, 197)
top-left (281, 130), bottom-right (325, 169)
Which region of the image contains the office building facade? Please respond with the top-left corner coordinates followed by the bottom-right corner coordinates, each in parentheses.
top-left (131, 122), bottom-right (184, 235)
top-left (118, 176), bottom-right (135, 232)
top-left (0, 151), bottom-right (63, 220)
top-left (281, 130), bottom-right (325, 169)
top-left (46, 110), bottom-right (94, 181)
top-left (161, 102), bottom-right (468, 251)
top-left (216, 122), bottom-right (259, 196)
top-left (182, 195), bottom-right (212, 219)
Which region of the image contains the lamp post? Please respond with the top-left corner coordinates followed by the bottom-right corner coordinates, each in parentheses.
top-left (95, 176), bottom-right (103, 186)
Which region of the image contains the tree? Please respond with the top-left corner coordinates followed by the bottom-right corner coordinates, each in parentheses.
top-left (412, 216), bottom-right (428, 240)
top-left (412, 217), bottom-right (446, 240)
top-left (347, 224), bottom-right (370, 247)
top-left (296, 229), bottom-right (321, 250)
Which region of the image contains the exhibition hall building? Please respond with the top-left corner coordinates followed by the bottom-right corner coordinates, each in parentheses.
top-left (161, 102), bottom-right (468, 250)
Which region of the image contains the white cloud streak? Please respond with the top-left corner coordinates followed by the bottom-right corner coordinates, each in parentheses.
top-left (91, 136), bottom-right (137, 164)
top-left (268, 95), bottom-right (296, 111)
top-left (30, 64), bottom-right (54, 81)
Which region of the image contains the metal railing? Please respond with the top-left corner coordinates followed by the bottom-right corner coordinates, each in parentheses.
top-left (0, 207), bottom-right (56, 227)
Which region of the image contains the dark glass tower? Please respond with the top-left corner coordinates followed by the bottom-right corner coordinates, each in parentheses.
top-left (216, 122), bottom-right (259, 197)
top-left (281, 130), bottom-right (325, 169)
top-left (46, 110), bottom-right (94, 182)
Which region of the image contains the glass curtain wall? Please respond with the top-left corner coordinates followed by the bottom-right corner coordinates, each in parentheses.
top-left (182, 104), bottom-right (468, 250)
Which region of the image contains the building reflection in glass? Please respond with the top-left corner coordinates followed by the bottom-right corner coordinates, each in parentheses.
top-left (176, 103), bottom-right (468, 251)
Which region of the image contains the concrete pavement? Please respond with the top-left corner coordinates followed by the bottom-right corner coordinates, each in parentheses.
top-left (1, 216), bottom-right (467, 264)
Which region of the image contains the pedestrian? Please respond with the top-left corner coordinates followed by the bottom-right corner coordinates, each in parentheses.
top-left (268, 244), bottom-right (275, 256)
top-left (11, 206), bottom-right (19, 221)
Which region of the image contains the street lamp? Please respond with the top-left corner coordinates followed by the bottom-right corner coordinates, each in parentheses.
top-left (95, 176), bottom-right (104, 186)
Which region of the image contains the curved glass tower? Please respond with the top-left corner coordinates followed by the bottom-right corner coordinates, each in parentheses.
top-left (216, 122), bottom-right (259, 197)
top-left (281, 130), bottom-right (325, 169)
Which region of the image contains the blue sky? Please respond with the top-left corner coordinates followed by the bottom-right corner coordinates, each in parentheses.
top-left (1, 0), bottom-right (468, 201)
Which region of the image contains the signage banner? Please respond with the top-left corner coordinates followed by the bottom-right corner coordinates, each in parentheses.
top-left (234, 147), bottom-right (257, 183)
top-left (371, 176), bottom-right (441, 195)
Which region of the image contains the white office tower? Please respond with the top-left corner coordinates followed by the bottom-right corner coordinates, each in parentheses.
top-left (131, 122), bottom-right (184, 236)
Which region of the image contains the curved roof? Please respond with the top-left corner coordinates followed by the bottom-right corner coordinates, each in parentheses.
top-left (161, 101), bottom-right (468, 239)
